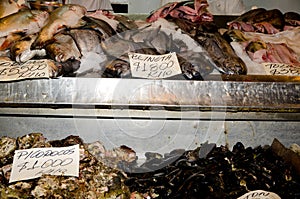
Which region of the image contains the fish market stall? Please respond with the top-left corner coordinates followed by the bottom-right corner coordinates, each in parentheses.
top-left (0, 0), bottom-right (300, 198)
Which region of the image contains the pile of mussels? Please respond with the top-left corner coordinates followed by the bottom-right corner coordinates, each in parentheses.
top-left (120, 142), bottom-right (300, 199)
top-left (0, 133), bottom-right (299, 199)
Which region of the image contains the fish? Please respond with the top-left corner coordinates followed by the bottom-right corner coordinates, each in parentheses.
top-left (68, 29), bottom-right (103, 55)
top-left (146, 2), bottom-right (179, 23)
top-left (45, 59), bottom-right (62, 78)
top-left (222, 29), bottom-right (248, 43)
top-left (197, 32), bottom-right (247, 74)
top-left (113, 14), bottom-right (138, 32)
top-left (172, 18), bottom-right (247, 74)
top-left (251, 9), bottom-right (285, 30)
top-left (228, 8), bottom-right (285, 33)
top-left (45, 33), bottom-right (81, 63)
top-left (178, 50), bottom-right (214, 79)
top-left (86, 10), bottom-right (119, 30)
top-left (0, 9), bottom-right (49, 38)
top-left (284, 12), bottom-right (300, 26)
top-left (83, 16), bottom-right (116, 40)
top-left (246, 41), bottom-right (300, 66)
top-left (0, 0), bottom-right (21, 18)
top-left (228, 8), bottom-right (267, 23)
top-left (0, 33), bottom-right (23, 51)
top-left (32, 4), bottom-right (87, 49)
top-left (10, 34), bottom-right (46, 63)
top-left (103, 58), bottom-right (131, 78)
top-left (147, 0), bottom-right (212, 23)
top-left (67, 28), bottom-right (108, 75)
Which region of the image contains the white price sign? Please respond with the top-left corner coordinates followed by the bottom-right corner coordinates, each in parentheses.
top-left (0, 59), bottom-right (50, 81)
top-left (129, 52), bottom-right (182, 79)
top-left (263, 63), bottom-right (300, 76)
top-left (9, 145), bottom-right (80, 183)
top-left (237, 190), bottom-right (281, 199)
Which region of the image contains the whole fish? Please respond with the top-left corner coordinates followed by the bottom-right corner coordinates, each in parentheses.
top-left (32, 4), bottom-right (87, 49)
top-left (45, 33), bottom-right (81, 63)
top-left (0, 9), bottom-right (49, 38)
top-left (0, 0), bottom-right (21, 18)
top-left (197, 32), bottom-right (247, 74)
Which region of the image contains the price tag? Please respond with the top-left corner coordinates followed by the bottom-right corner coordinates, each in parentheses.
top-left (263, 63), bottom-right (300, 76)
top-left (0, 59), bottom-right (50, 81)
top-left (237, 190), bottom-right (281, 199)
top-left (9, 145), bottom-right (80, 183)
top-left (129, 52), bottom-right (182, 79)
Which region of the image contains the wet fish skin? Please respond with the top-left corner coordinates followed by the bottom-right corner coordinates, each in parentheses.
top-left (222, 29), bottom-right (248, 43)
top-left (228, 8), bottom-right (285, 31)
top-left (284, 12), bottom-right (300, 26)
top-left (197, 32), bottom-right (247, 75)
top-left (103, 58), bottom-right (131, 78)
top-left (113, 14), bottom-right (138, 32)
top-left (0, 33), bottom-right (23, 51)
top-left (45, 33), bottom-right (81, 63)
top-left (83, 16), bottom-right (116, 39)
top-left (0, 9), bottom-right (49, 38)
top-left (68, 29), bottom-right (103, 55)
top-left (0, 0), bottom-right (21, 18)
top-left (32, 4), bottom-right (87, 49)
top-left (229, 8), bottom-right (267, 23)
top-left (10, 34), bottom-right (39, 62)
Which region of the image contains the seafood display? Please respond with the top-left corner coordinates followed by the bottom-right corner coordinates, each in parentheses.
top-left (147, 0), bottom-right (247, 75)
top-left (0, 0), bottom-right (243, 78)
top-left (0, 0), bottom-right (299, 78)
top-left (0, 133), bottom-right (299, 198)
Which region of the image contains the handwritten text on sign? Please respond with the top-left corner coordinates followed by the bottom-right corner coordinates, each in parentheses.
top-left (237, 190), bottom-right (281, 199)
top-left (129, 52), bottom-right (182, 79)
top-left (263, 63), bottom-right (300, 76)
top-left (0, 59), bottom-right (50, 81)
top-left (9, 145), bottom-right (80, 183)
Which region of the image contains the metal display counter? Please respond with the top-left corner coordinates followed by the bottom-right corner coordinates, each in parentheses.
top-left (0, 75), bottom-right (299, 155)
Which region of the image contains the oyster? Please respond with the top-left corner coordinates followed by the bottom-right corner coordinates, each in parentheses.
top-left (0, 134), bottom-right (131, 199)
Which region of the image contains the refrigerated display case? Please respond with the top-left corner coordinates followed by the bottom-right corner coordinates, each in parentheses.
top-left (0, 1), bottom-right (299, 198)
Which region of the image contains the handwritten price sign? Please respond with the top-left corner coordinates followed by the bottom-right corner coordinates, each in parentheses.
top-left (0, 59), bottom-right (50, 81)
top-left (9, 145), bottom-right (80, 183)
top-left (263, 63), bottom-right (300, 76)
top-left (129, 52), bottom-right (182, 79)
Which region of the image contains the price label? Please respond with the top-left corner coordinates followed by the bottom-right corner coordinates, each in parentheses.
top-left (263, 63), bottom-right (300, 76)
top-left (129, 52), bottom-right (182, 79)
top-left (237, 190), bottom-right (281, 199)
top-left (0, 59), bottom-right (50, 81)
top-left (9, 145), bottom-right (80, 183)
